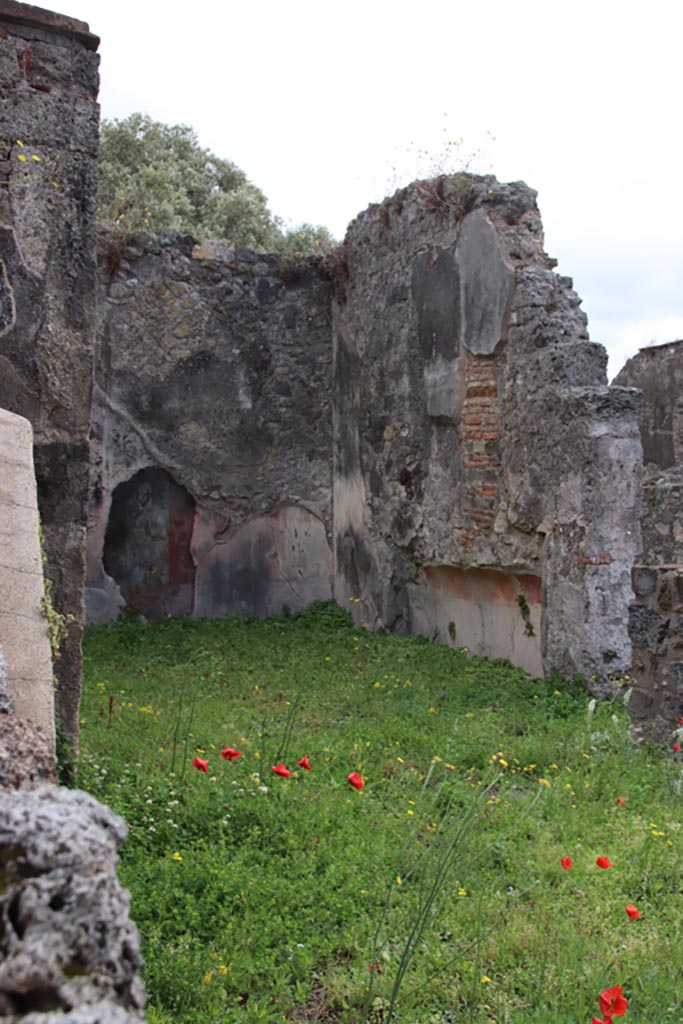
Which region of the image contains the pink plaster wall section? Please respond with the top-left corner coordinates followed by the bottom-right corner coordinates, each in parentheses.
top-left (192, 505), bottom-right (332, 619)
top-left (408, 566), bottom-right (543, 677)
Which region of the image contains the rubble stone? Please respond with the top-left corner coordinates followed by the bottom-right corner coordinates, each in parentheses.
top-left (0, 785), bottom-right (144, 1021)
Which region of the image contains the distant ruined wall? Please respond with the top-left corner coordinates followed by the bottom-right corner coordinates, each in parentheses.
top-left (332, 177), bottom-right (642, 684)
top-left (613, 339), bottom-right (683, 470)
top-left (614, 341), bottom-right (683, 739)
top-left (614, 340), bottom-right (683, 566)
top-left (0, 1), bottom-right (100, 748)
top-left (87, 237), bottom-right (333, 623)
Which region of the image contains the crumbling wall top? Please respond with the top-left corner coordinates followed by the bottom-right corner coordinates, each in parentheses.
top-left (0, 0), bottom-right (99, 49)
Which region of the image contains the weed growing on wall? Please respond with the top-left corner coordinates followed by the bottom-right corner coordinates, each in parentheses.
top-left (515, 594), bottom-right (535, 638)
top-left (0, 139), bottom-right (55, 228)
top-left (80, 604), bottom-right (683, 1024)
top-left (381, 123), bottom-right (495, 200)
top-left (38, 523), bottom-right (73, 661)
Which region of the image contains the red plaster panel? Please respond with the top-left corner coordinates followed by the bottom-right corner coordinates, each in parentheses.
top-left (425, 565), bottom-right (542, 606)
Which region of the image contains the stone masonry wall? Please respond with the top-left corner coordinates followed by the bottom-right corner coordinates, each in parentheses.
top-left (614, 342), bottom-right (683, 740)
top-left (87, 237), bottom-right (334, 623)
top-left (332, 176), bottom-right (642, 685)
top-left (627, 565), bottom-right (683, 743)
top-left (91, 177), bottom-right (644, 687)
top-left (614, 340), bottom-right (683, 566)
top-left (613, 339), bottom-right (683, 470)
top-left (0, 1), bottom-right (100, 748)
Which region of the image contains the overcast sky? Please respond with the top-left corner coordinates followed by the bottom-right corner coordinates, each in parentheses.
top-left (71, 0), bottom-right (683, 378)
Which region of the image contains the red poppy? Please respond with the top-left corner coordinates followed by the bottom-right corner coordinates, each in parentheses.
top-left (616, 797), bottom-right (625, 805)
top-left (599, 984), bottom-right (628, 1017)
top-left (679, 717), bottom-right (683, 725)
top-left (673, 743), bottom-right (680, 752)
top-left (593, 1018), bottom-right (611, 1024)
top-left (272, 763), bottom-right (291, 778)
top-left (625, 904), bottom-right (641, 919)
top-left (297, 755), bottom-right (312, 771)
top-left (596, 856), bottom-right (613, 869)
top-left (221, 747), bottom-right (241, 761)
top-left (192, 756), bottom-right (208, 773)
top-left (348, 771), bottom-right (364, 790)
top-left (560, 856), bottom-right (573, 870)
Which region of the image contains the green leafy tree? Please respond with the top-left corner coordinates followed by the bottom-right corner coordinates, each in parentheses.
top-left (275, 221), bottom-right (337, 255)
top-left (97, 113), bottom-right (336, 254)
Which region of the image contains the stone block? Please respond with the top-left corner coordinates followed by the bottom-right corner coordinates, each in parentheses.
top-left (632, 566), bottom-right (657, 597)
top-left (628, 602), bottom-right (670, 654)
top-left (0, 785), bottom-right (144, 1018)
top-left (0, 409), bottom-right (54, 746)
top-left (457, 209), bottom-right (514, 356)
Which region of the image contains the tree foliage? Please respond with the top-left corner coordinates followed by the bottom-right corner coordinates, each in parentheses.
top-left (97, 113), bottom-right (336, 254)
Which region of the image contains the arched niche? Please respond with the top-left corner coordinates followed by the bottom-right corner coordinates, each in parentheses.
top-left (103, 467), bottom-right (196, 619)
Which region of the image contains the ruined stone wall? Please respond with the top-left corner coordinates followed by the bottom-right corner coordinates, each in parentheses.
top-left (0, 1), bottom-right (100, 747)
top-left (627, 566), bottom-right (683, 742)
top-left (614, 340), bottom-right (683, 565)
top-left (613, 339), bottom-right (683, 470)
top-left (613, 342), bottom-right (683, 739)
top-left (91, 178), bottom-right (644, 686)
top-left (88, 237), bottom-right (334, 623)
top-left (332, 176), bottom-right (642, 684)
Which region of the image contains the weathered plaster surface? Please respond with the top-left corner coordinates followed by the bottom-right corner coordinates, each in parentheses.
top-left (88, 239), bottom-right (333, 622)
top-left (407, 567), bottom-right (543, 676)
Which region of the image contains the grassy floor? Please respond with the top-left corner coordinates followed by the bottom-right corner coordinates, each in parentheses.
top-left (79, 602), bottom-right (683, 1024)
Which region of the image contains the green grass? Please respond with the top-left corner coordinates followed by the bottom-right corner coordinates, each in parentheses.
top-left (79, 602), bottom-right (683, 1024)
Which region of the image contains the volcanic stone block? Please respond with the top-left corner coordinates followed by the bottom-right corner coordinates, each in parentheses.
top-left (0, 784), bottom-right (144, 1020)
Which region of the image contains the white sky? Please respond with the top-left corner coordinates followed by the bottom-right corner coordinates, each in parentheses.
top-left (70, 0), bottom-right (683, 378)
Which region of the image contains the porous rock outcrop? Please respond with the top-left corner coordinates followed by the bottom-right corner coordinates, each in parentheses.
top-left (0, 785), bottom-right (144, 1024)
